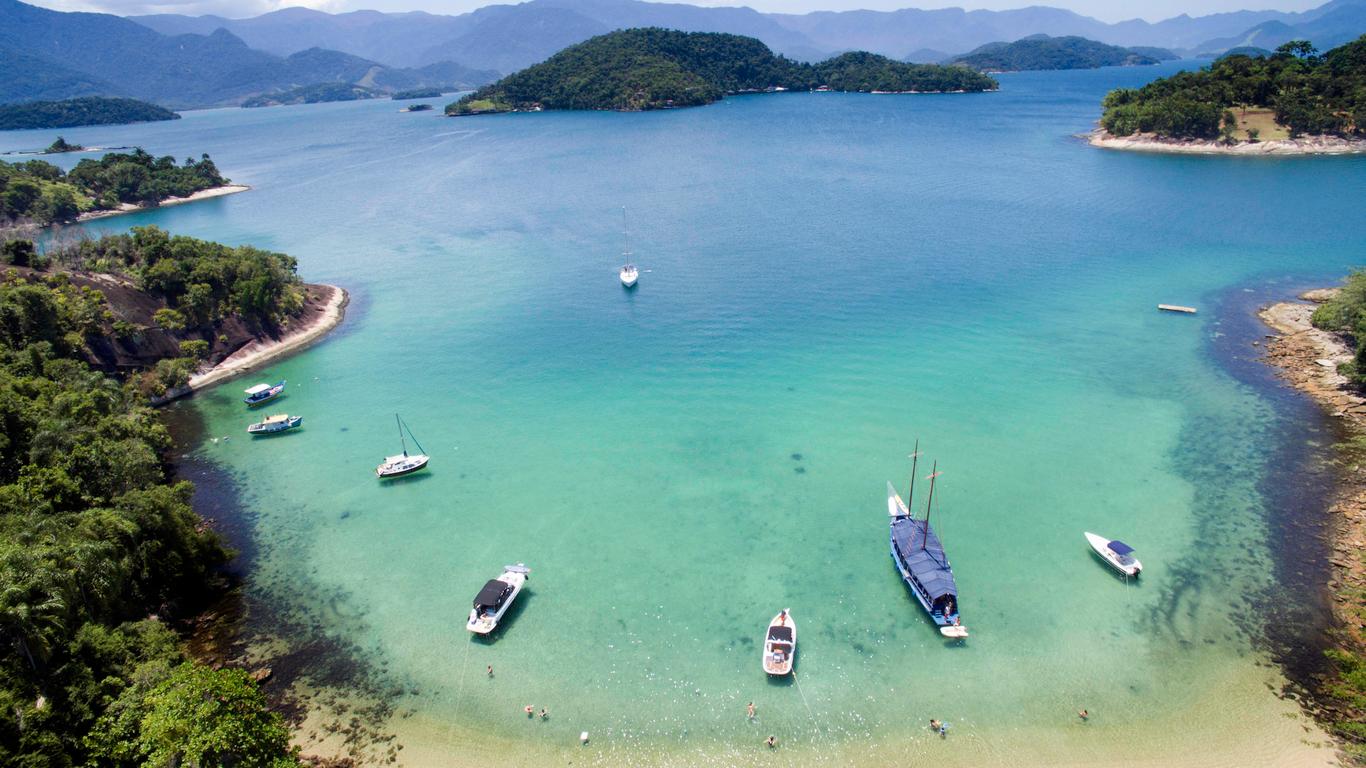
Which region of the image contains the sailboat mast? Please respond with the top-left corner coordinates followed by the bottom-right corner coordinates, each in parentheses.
top-left (621, 206), bottom-right (631, 263)
top-left (396, 414), bottom-right (408, 457)
top-left (907, 439), bottom-right (920, 511)
top-left (923, 461), bottom-right (940, 550)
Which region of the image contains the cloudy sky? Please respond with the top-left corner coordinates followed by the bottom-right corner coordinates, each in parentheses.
top-left (25, 0), bottom-right (1324, 24)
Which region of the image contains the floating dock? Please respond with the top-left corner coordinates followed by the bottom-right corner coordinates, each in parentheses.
top-left (1158, 304), bottom-right (1197, 314)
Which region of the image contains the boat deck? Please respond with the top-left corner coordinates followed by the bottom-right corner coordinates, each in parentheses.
top-left (890, 517), bottom-right (958, 615)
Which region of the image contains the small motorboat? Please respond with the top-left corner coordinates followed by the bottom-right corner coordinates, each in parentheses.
top-left (376, 414), bottom-right (430, 479)
top-left (243, 380), bottom-right (285, 407)
top-left (1085, 532), bottom-right (1142, 577)
top-left (467, 564), bottom-right (530, 634)
top-left (762, 609), bottom-right (796, 676)
top-left (247, 414), bottom-right (302, 435)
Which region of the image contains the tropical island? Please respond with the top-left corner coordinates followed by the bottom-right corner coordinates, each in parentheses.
top-left (950, 35), bottom-right (1174, 72)
top-left (0, 149), bottom-right (240, 227)
top-left (0, 97), bottom-right (180, 130)
top-left (1093, 35), bottom-right (1366, 154)
top-left (391, 87), bottom-right (446, 100)
top-left (446, 28), bottom-right (997, 115)
top-left (1260, 274), bottom-right (1366, 756)
top-left (43, 136), bottom-right (84, 154)
top-left (242, 82), bottom-right (382, 108)
top-left (0, 225), bottom-right (346, 766)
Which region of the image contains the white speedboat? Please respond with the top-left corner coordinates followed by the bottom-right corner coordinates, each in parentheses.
top-left (762, 609), bottom-right (796, 676)
top-left (467, 564), bottom-right (530, 634)
top-left (376, 414), bottom-right (430, 479)
top-left (247, 413), bottom-right (302, 435)
top-left (1085, 532), bottom-right (1142, 577)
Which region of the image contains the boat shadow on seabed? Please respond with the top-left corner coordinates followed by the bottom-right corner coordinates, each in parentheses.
top-left (470, 589), bottom-right (534, 645)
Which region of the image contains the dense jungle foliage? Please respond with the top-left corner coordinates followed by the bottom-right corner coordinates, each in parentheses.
top-left (1100, 36), bottom-right (1366, 140)
top-left (447, 28), bottom-right (996, 114)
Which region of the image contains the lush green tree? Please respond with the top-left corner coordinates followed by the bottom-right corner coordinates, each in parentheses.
top-left (89, 663), bottom-right (297, 768)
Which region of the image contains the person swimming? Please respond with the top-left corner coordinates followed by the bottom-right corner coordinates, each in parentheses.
top-left (765, 735), bottom-right (777, 749)
top-left (747, 702), bottom-right (756, 720)
top-left (524, 705), bottom-right (534, 717)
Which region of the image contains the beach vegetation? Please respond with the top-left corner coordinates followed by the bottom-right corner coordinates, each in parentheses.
top-left (1312, 270), bottom-right (1366, 387)
top-left (0, 151), bottom-right (228, 227)
top-left (0, 234), bottom-right (305, 765)
top-left (951, 35), bottom-right (1166, 72)
top-left (1100, 34), bottom-right (1366, 141)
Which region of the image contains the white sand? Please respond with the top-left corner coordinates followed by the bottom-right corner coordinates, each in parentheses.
top-left (1088, 129), bottom-right (1366, 156)
top-left (187, 285), bottom-right (348, 392)
top-left (78, 184), bottom-right (251, 222)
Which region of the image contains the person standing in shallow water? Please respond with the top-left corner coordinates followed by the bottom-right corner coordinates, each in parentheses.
top-left (765, 735), bottom-right (777, 749)
top-left (747, 702), bottom-right (755, 720)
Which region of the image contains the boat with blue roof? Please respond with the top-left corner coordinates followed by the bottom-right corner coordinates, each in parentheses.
top-left (888, 444), bottom-right (967, 638)
top-left (243, 380), bottom-right (285, 407)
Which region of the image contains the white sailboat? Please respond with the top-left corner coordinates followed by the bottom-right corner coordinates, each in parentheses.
top-left (619, 207), bottom-right (638, 288)
top-left (376, 414), bottom-right (430, 479)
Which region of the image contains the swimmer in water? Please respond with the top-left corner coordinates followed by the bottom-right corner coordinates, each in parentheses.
top-left (747, 702), bottom-right (755, 720)
top-left (524, 705), bottom-right (534, 717)
top-left (487, 665), bottom-right (493, 678)
top-left (765, 735), bottom-right (777, 749)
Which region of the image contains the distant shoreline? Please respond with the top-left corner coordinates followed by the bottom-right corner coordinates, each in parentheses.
top-left (186, 284), bottom-right (348, 393)
top-left (1088, 128), bottom-right (1366, 156)
top-left (77, 184), bottom-right (251, 223)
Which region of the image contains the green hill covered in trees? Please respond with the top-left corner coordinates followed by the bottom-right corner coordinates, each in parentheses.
top-left (1100, 36), bottom-right (1366, 141)
top-left (0, 97), bottom-right (179, 130)
top-left (446, 28), bottom-right (996, 115)
top-left (242, 82), bottom-right (382, 108)
top-left (950, 35), bottom-right (1170, 72)
top-left (1, 149), bottom-right (228, 227)
top-left (0, 227), bottom-right (306, 766)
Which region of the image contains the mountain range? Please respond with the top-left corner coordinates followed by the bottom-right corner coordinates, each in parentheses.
top-left (131, 0), bottom-right (1366, 72)
top-left (3, 0), bottom-right (1365, 110)
top-left (0, 0), bottom-right (496, 108)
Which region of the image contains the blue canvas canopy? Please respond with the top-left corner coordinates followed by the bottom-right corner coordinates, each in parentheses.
top-left (1108, 540), bottom-right (1135, 555)
top-left (890, 518), bottom-right (958, 601)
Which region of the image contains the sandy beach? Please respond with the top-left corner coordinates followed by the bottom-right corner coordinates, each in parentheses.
top-left (187, 283), bottom-right (348, 392)
top-left (1089, 129), bottom-right (1366, 156)
top-left (77, 183), bottom-right (251, 223)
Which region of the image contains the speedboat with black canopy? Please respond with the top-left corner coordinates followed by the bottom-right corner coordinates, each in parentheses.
top-left (1085, 532), bottom-right (1142, 577)
top-left (762, 609), bottom-right (796, 676)
top-left (466, 564), bottom-right (530, 635)
top-left (888, 442), bottom-right (967, 638)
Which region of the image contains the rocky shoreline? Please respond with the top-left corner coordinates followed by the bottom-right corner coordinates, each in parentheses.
top-left (1259, 288), bottom-right (1366, 743)
top-left (1089, 129), bottom-right (1366, 156)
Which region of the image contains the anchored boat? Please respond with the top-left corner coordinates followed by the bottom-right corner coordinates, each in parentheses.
top-left (243, 380), bottom-right (285, 407)
top-left (376, 414), bottom-right (429, 479)
top-left (247, 414), bottom-right (302, 435)
top-left (888, 443), bottom-right (967, 638)
top-left (762, 609), bottom-right (796, 676)
top-left (467, 564), bottom-right (530, 634)
top-left (619, 207), bottom-right (638, 288)
top-left (1085, 532), bottom-right (1142, 577)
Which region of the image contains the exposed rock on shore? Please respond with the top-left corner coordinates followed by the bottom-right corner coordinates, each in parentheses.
top-left (1090, 129), bottom-right (1366, 156)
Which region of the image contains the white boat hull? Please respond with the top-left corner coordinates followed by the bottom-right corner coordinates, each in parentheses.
top-left (467, 569), bottom-right (527, 634)
top-left (620, 266), bottom-right (638, 287)
top-left (377, 453), bottom-right (429, 478)
top-left (762, 610), bottom-right (796, 676)
top-left (1085, 531), bottom-right (1142, 577)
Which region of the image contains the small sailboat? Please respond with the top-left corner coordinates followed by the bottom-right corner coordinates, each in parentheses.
top-left (243, 380), bottom-right (285, 407)
top-left (247, 413), bottom-right (302, 435)
top-left (376, 414), bottom-right (430, 479)
top-left (888, 442), bottom-right (967, 638)
top-left (762, 609), bottom-right (796, 676)
top-left (619, 207), bottom-right (638, 288)
top-left (1085, 532), bottom-right (1142, 577)
top-left (467, 564), bottom-right (530, 634)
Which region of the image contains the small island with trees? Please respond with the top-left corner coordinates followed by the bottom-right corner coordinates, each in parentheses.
top-left (0, 96), bottom-right (180, 130)
top-left (951, 35), bottom-right (1175, 72)
top-left (1092, 35), bottom-right (1366, 155)
top-left (1, 149), bottom-right (243, 227)
top-left (446, 28), bottom-right (997, 115)
top-left (242, 82), bottom-right (381, 108)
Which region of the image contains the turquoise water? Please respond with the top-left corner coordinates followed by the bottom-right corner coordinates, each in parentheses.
top-left (6, 63), bottom-right (1366, 765)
